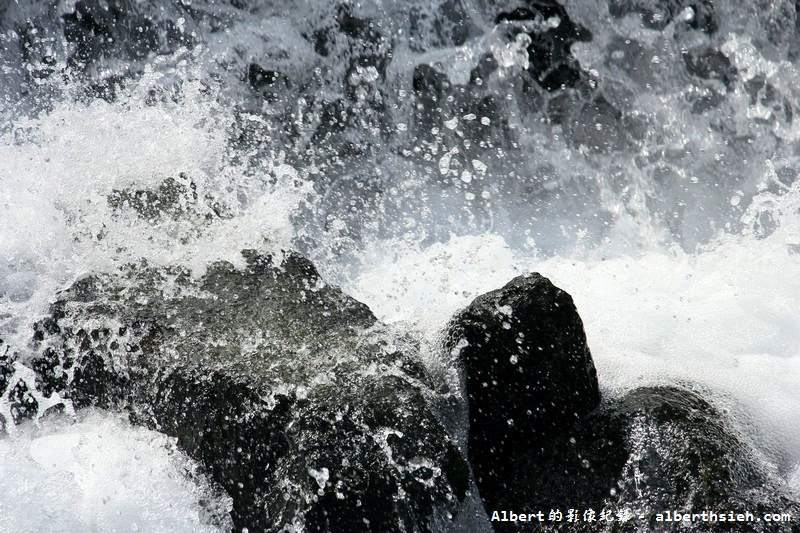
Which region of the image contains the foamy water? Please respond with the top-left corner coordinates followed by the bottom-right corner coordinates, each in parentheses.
top-left (0, 410), bottom-right (231, 532)
top-left (344, 226), bottom-right (800, 477)
top-left (0, 59), bottom-right (308, 350)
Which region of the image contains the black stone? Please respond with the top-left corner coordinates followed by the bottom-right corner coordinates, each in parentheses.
top-left (446, 273), bottom-right (600, 512)
top-left (106, 175), bottom-right (227, 234)
top-left (496, 2), bottom-right (592, 92)
top-left (108, 175), bottom-right (200, 222)
top-left (495, 386), bottom-right (800, 532)
top-left (567, 95), bottom-right (644, 152)
top-left (63, 0), bottom-right (162, 66)
top-left (413, 64), bottom-right (451, 138)
top-left (248, 63), bottom-right (281, 90)
top-left (0, 338), bottom-right (12, 393)
top-left (20, 250), bottom-right (471, 532)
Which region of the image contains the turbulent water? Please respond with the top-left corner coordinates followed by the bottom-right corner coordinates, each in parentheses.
top-left (1, 0), bottom-right (800, 528)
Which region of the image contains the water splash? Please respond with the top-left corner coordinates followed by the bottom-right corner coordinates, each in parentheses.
top-left (1, 0), bottom-right (799, 523)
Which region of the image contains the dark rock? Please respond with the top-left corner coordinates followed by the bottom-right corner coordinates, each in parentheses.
top-left (608, 0), bottom-right (717, 34)
top-left (248, 63), bottom-right (287, 104)
top-left (495, 386), bottom-right (800, 532)
top-left (17, 20), bottom-right (60, 80)
top-left (598, 388), bottom-right (795, 516)
top-left (412, 64), bottom-right (451, 139)
top-left (248, 63), bottom-right (281, 89)
top-left (107, 174), bottom-right (224, 224)
top-left (104, 175), bottom-right (229, 248)
top-left (407, 0), bottom-right (595, 152)
top-left (0, 339), bottom-right (38, 430)
top-left (411, 62), bottom-right (508, 147)
top-left (742, 75), bottom-right (791, 126)
top-left (21, 251), bottom-right (471, 532)
top-left (690, 91), bottom-right (726, 114)
top-left (446, 273), bottom-right (600, 513)
top-left (0, 338), bottom-right (12, 392)
top-left (496, 2), bottom-right (593, 92)
top-left (275, 4), bottom-right (397, 162)
top-left (790, 0), bottom-right (800, 62)
top-left (307, 5), bottom-right (393, 89)
top-left (0, 339), bottom-right (16, 431)
top-left (0, 0), bottom-right (194, 113)
top-left (407, 0), bottom-right (477, 50)
top-left (61, 0), bottom-right (187, 68)
top-left (0, 336), bottom-right (59, 430)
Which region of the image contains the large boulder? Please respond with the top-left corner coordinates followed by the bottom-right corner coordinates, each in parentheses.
top-left (446, 275), bottom-right (798, 532)
top-left (13, 251), bottom-right (472, 531)
top-left (445, 273), bottom-right (601, 513)
top-left (493, 386), bottom-right (800, 532)
top-left (597, 387), bottom-right (799, 524)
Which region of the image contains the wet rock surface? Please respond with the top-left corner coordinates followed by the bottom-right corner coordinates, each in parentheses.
top-left (447, 275), bottom-right (798, 532)
top-left (491, 386), bottom-right (800, 532)
top-left (495, 1), bottom-right (593, 92)
top-left (3, 0), bottom-right (800, 530)
top-left (13, 251), bottom-right (471, 532)
top-left (446, 273), bottom-right (601, 513)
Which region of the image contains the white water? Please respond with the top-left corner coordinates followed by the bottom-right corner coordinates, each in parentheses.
top-left (345, 226), bottom-right (800, 477)
top-left (0, 410), bottom-right (231, 532)
top-left (1, 0), bottom-right (800, 527)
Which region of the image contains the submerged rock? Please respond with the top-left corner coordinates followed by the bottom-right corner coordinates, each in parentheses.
top-left (683, 47), bottom-right (737, 89)
top-left (21, 251), bottom-right (471, 531)
top-left (495, 2), bottom-right (593, 92)
top-left (608, 0), bottom-right (717, 34)
top-left (446, 273), bottom-right (601, 513)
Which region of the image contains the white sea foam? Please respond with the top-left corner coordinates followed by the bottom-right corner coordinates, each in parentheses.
top-left (0, 56), bottom-right (308, 349)
top-left (0, 63), bottom-right (307, 528)
top-left (343, 178), bottom-right (800, 486)
top-left (0, 410), bottom-right (231, 532)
